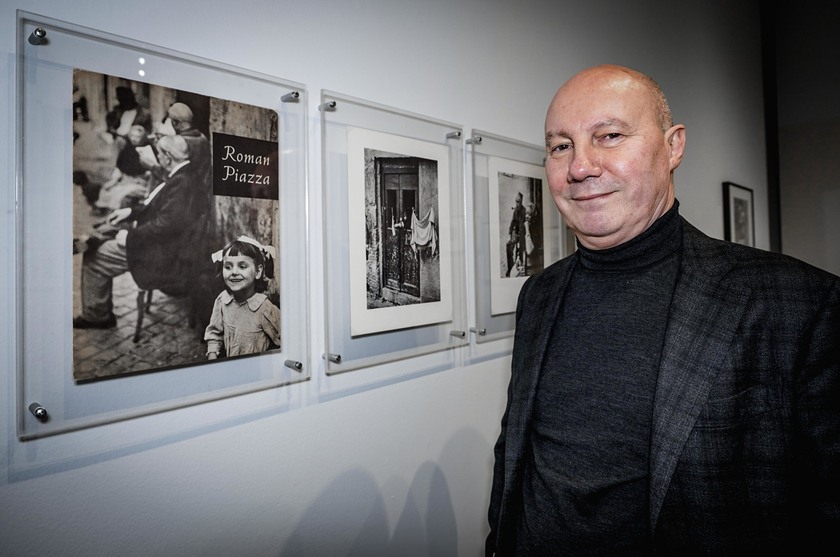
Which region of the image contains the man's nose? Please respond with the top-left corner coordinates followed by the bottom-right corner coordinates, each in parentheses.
top-left (567, 145), bottom-right (602, 182)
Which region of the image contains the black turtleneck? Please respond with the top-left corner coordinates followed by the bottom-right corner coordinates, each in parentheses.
top-left (516, 202), bottom-right (683, 556)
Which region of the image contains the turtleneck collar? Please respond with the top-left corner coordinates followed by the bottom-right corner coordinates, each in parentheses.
top-left (575, 200), bottom-right (682, 272)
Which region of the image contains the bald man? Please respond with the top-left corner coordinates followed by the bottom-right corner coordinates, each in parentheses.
top-left (487, 65), bottom-right (840, 556)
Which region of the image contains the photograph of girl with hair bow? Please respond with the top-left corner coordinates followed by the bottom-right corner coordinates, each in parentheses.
top-left (204, 235), bottom-right (281, 360)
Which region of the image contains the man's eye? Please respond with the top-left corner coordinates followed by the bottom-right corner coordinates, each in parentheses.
top-left (548, 143), bottom-right (570, 158)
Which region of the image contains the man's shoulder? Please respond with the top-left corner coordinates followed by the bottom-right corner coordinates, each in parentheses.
top-left (167, 162), bottom-right (197, 180)
top-left (681, 218), bottom-right (839, 288)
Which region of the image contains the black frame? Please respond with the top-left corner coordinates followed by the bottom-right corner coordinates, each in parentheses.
top-left (723, 181), bottom-right (755, 247)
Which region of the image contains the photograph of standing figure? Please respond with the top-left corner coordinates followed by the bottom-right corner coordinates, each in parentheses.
top-left (487, 157), bottom-right (548, 317)
top-left (498, 172), bottom-right (544, 279)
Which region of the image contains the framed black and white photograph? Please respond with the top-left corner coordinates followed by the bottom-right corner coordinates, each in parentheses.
top-left (723, 181), bottom-right (755, 247)
top-left (15, 12), bottom-right (310, 441)
top-left (468, 129), bottom-right (566, 350)
top-left (488, 156), bottom-right (550, 315)
top-left (347, 127), bottom-right (453, 336)
top-left (320, 90), bottom-right (467, 382)
top-left (72, 69), bottom-right (282, 381)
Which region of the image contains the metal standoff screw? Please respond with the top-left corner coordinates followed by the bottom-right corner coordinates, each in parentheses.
top-left (466, 136), bottom-right (483, 145)
top-left (284, 359), bottom-right (303, 371)
top-left (28, 27), bottom-right (47, 45)
top-left (323, 352), bottom-right (342, 363)
top-left (28, 402), bottom-right (48, 422)
top-left (450, 330), bottom-right (466, 338)
top-left (281, 91), bottom-right (300, 103)
top-left (470, 327), bottom-right (487, 336)
top-left (446, 131), bottom-right (461, 139)
top-left (319, 100), bottom-right (337, 111)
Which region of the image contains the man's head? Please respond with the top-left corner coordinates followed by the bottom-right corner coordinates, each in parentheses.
top-left (167, 102), bottom-right (194, 133)
top-left (156, 134), bottom-right (189, 170)
top-left (544, 64), bottom-right (686, 250)
top-left (127, 125), bottom-right (147, 147)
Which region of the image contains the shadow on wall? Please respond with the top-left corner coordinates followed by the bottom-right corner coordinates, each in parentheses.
top-left (282, 427), bottom-right (494, 556)
top-left (392, 461), bottom-right (457, 555)
top-left (281, 465), bottom-right (457, 556)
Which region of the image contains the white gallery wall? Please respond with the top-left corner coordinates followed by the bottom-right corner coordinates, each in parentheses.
top-left (0, 1), bottom-right (765, 555)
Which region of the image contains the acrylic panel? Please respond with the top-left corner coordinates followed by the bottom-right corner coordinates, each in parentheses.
top-left (15, 12), bottom-right (310, 440)
top-left (469, 129), bottom-right (566, 345)
top-left (320, 90), bottom-right (467, 379)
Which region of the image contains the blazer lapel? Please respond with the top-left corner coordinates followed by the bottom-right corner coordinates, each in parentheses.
top-left (500, 258), bottom-right (576, 526)
top-left (648, 222), bottom-right (750, 529)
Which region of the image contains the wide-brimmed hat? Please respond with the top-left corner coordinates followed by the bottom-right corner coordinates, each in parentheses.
top-left (167, 102), bottom-right (194, 124)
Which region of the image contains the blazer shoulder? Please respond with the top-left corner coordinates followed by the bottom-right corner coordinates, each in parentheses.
top-left (681, 218), bottom-right (840, 292)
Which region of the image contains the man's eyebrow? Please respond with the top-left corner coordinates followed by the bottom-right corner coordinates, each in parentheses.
top-left (594, 118), bottom-right (629, 129)
top-left (545, 130), bottom-right (566, 142)
top-left (545, 118), bottom-right (630, 141)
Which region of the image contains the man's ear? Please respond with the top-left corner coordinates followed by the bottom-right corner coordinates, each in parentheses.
top-left (665, 124), bottom-right (686, 171)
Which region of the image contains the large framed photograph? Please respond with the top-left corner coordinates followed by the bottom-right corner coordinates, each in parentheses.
top-left (320, 90), bottom-right (467, 384)
top-left (72, 69), bottom-right (282, 381)
top-left (469, 130), bottom-right (566, 349)
top-left (723, 181), bottom-right (755, 247)
top-left (15, 12), bottom-right (310, 441)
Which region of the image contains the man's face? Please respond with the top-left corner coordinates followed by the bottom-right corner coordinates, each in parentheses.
top-left (128, 129), bottom-right (145, 146)
top-left (544, 69), bottom-right (684, 250)
top-left (157, 149), bottom-right (173, 171)
top-left (167, 115), bottom-right (188, 133)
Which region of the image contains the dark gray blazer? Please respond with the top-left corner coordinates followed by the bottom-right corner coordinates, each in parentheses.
top-left (487, 218), bottom-right (840, 556)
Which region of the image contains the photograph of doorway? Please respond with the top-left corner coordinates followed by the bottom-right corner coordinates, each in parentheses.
top-left (376, 155), bottom-right (437, 306)
top-left (346, 127), bottom-right (453, 337)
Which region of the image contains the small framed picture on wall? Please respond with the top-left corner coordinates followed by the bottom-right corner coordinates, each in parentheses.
top-left (723, 181), bottom-right (755, 247)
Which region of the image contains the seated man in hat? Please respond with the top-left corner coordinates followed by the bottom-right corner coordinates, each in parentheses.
top-left (74, 134), bottom-right (203, 328)
top-left (151, 102), bottom-right (211, 193)
top-left (146, 100), bottom-right (214, 239)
